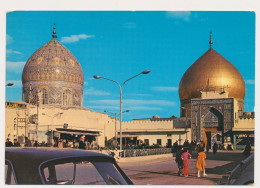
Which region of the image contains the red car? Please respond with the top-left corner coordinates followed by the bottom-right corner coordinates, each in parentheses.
top-left (5, 147), bottom-right (133, 185)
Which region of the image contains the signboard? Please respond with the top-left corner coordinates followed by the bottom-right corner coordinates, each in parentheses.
top-left (6, 102), bottom-right (27, 109)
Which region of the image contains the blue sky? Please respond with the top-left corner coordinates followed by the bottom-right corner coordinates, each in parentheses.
top-left (6, 11), bottom-right (255, 121)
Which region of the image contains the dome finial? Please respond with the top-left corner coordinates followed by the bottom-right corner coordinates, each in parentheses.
top-left (52, 23), bottom-right (57, 39)
top-left (209, 30), bottom-right (213, 48)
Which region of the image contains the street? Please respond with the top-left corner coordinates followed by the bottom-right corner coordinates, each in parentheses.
top-left (119, 150), bottom-right (248, 185)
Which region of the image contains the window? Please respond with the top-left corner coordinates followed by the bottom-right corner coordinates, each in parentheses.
top-left (144, 139), bottom-right (149, 145)
top-left (63, 89), bottom-right (72, 105)
top-left (42, 88), bottom-right (48, 104)
top-left (41, 161), bottom-right (128, 185)
top-left (157, 139), bottom-right (161, 146)
top-left (167, 134), bottom-right (172, 137)
top-left (5, 160), bottom-right (16, 184)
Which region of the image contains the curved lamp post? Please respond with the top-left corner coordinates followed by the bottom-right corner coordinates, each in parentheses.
top-left (94, 70), bottom-right (150, 150)
top-left (104, 110), bottom-right (129, 147)
top-left (42, 112), bottom-right (63, 146)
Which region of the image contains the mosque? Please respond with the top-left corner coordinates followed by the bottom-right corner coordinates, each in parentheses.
top-left (5, 26), bottom-right (254, 149)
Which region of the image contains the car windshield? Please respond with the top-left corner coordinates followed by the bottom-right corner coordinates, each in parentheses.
top-left (40, 159), bottom-right (128, 185)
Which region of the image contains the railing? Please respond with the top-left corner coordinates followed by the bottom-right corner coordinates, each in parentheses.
top-left (120, 148), bottom-right (172, 158)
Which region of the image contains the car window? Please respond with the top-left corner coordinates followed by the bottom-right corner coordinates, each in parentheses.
top-left (43, 161), bottom-right (106, 185)
top-left (5, 161), bottom-right (16, 184)
top-left (41, 160), bottom-right (128, 185)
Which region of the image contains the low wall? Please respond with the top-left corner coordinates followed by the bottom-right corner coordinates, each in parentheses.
top-left (120, 148), bottom-right (172, 158)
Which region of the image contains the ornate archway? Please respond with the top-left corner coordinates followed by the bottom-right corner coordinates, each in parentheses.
top-left (201, 107), bottom-right (224, 148)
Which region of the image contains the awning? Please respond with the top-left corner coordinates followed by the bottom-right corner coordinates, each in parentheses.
top-left (55, 128), bottom-right (100, 136)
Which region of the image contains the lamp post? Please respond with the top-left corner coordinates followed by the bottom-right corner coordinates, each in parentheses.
top-left (94, 70), bottom-right (150, 150)
top-left (104, 110), bottom-right (129, 147)
top-left (42, 112), bottom-right (63, 146)
top-left (181, 107), bottom-right (191, 140)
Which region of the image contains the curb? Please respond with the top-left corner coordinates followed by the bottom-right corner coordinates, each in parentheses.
top-left (119, 153), bottom-right (173, 163)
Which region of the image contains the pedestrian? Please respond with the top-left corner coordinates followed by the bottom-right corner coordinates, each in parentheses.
top-left (5, 138), bottom-right (13, 147)
top-left (206, 144), bottom-right (210, 153)
top-left (113, 147), bottom-right (120, 163)
top-left (242, 140), bottom-right (251, 156)
top-left (213, 142), bottom-right (218, 154)
top-left (24, 137), bottom-right (32, 147)
top-left (175, 146), bottom-right (184, 176)
top-left (73, 138), bottom-right (78, 148)
top-left (79, 136), bottom-right (86, 149)
top-left (173, 140), bottom-right (178, 153)
top-left (196, 147), bottom-right (207, 177)
top-left (181, 148), bottom-right (191, 177)
top-left (58, 139), bottom-right (63, 148)
top-left (33, 141), bottom-right (38, 147)
top-left (13, 139), bottom-right (20, 147)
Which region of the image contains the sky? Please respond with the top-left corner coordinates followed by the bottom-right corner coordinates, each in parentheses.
top-left (5, 11), bottom-right (255, 121)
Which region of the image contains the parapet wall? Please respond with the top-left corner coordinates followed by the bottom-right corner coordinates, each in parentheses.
top-left (122, 120), bottom-right (174, 130)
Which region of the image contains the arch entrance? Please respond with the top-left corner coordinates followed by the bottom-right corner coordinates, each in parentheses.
top-left (202, 107), bottom-right (224, 148)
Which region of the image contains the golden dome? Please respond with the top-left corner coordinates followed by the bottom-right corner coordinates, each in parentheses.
top-left (179, 48), bottom-right (245, 101)
top-left (22, 38), bottom-right (84, 85)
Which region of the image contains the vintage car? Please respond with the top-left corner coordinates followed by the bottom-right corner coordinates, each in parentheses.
top-left (5, 147), bottom-right (133, 185)
top-left (218, 153), bottom-right (254, 185)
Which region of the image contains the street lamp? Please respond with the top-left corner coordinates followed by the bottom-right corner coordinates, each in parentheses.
top-left (181, 107), bottom-right (191, 140)
top-left (94, 70), bottom-right (150, 150)
top-left (42, 112), bottom-right (63, 146)
top-left (104, 110), bottom-right (130, 147)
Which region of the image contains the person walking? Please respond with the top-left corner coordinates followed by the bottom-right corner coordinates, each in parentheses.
top-left (213, 142), bottom-right (218, 154)
top-left (181, 148), bottom-right (191, 177)
top-left (196, 147), bottom-right (207, 177)
top-left (243, 140), bottom-right (251, 156)
top-left (175, 146), bottom-right (184, 176)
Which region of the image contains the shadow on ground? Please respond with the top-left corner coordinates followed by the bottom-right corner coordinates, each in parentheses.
top-left (206, 152), bottom-right (247, 162)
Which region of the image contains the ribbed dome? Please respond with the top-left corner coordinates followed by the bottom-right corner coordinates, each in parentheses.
top-left (179, 48), bottom-right (245, 101)
top-left (22, 38), bottom-right (84, 85)
top-left (22, 26), bottom-right (84, 107)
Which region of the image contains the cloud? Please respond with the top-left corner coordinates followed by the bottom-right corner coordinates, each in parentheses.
top-left (87, 105), bottom-right (119, 111)
top-left (6, 34), bottom-right (13, 45)
top-left (61, 34), bottom-right (94, 43)
top-left (123, 22), bottom-right (136, 29)
top-left (166, 11), bottom-right (191, 22)
top-left (6, 49), bottom-right (22, 55)
top-left (128, 93), bottom-right (152, 97)
top-left (84, 87), bottom-right (110, 96)
top-left (128, 106), bottom-right (162, 111)
top-left (245, 80), bottom-right (255, 85)
top-left (5, 80), bottom-right (23, 88)
top-left (151, 86), bottom-right (178, 92)
top-left (6, 61), bottom-right (26, 73)
top-left (89, 99), bottom-right (176, 106)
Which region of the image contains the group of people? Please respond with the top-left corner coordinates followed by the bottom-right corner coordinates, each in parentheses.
top-left (5, 137), bottom-right (32, 147)
top-left (175, 143), bottom-right (207, 178)
top-left (55, 136), bottom-right (98, 150)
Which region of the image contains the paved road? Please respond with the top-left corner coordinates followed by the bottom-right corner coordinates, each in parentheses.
top-left (119, 150), bottom-right (248, 185)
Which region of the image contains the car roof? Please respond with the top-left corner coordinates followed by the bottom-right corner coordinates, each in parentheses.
top-left (5, 148), bottom-right (116, 184)
top-left (6, 147), bottom-right (110, 161)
